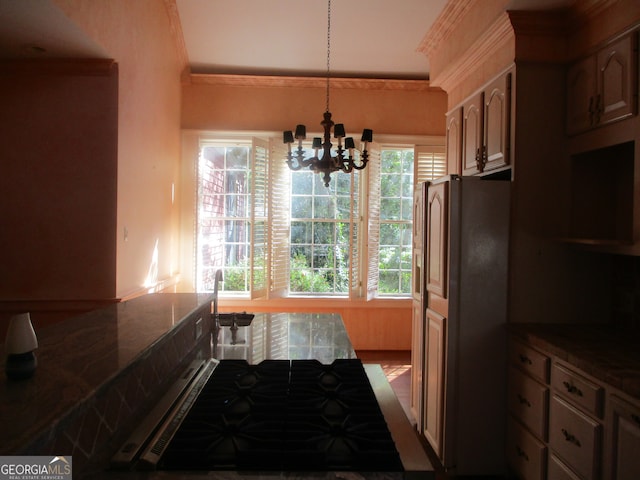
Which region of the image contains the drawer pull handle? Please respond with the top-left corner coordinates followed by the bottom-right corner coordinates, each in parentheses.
top-left (518, 354), bottom-right (532, 365)
top-left (517, 394), bottom-right (531, 407)
top-left (562, 381), bottom-right (583, 397)
top-left (561, 428), bottom-right (581, 447)
top-left (516, 445), bottom-right (529, 461)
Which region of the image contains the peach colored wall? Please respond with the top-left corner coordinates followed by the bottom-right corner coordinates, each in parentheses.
top-left (54, 0), bottom-right (184, 299)
top-left (0, 61), bottom-right (118, 305)
top-left (182, 80), bottom-right (447, 137)
top-left (0, 1), bottom-right (185, 335)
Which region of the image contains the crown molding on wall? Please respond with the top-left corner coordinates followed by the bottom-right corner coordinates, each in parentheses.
top-left (416, 0), bottom-right (478, 58)
top-left (164, 0), bottom-right (190, 73)
top-left (187, 73), bottom-right (440, 92)
top-left (427, 12), bottom-right (514, 94)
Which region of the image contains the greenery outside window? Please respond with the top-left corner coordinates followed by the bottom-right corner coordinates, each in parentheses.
top-left (194, 134), bottom-right (444, 300)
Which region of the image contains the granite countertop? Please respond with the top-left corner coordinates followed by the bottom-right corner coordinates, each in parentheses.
top-left (213, 311), bottom-right (356, 363)
top-left (0, 293), bottom-right (214, 455)
top-left (508, 323), bottom-right (640, 399)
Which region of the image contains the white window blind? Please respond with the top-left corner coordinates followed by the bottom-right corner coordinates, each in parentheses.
top-left (250, 138), bottom-right (268, 299)
top-left (415, 145), bottom-right (446, 184)
top-left (365, 143), bottom-right (381, 301)
top-left (268, 140), bottom-right (291, 298)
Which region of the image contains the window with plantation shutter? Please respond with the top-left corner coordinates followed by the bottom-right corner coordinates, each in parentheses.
top-left (250, 138), bottom-right (268, 299)
top-left (415, 145), bottom-right (446, 184)
top-left (268, 140), bottom-right (290, 298)
top-left (192, 133), bottom-right (444, 301)
top-left (366, 143), bottom-right (381, 300)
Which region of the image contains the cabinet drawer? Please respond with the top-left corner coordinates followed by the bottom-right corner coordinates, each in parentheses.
top-left (549, 395), bottom-right (602, 480)
top-left (548, 454), bottom-right (581, 480)
top-left (507, 417), bottom-right (547, 480)
top-left (508, 366), bottom-right (548, 439)
top-left (509, 340), bottom-right (550, 383)
top-left (552, 362), bottom-right (604, 418)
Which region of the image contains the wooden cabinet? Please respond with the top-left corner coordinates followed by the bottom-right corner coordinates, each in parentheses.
top-left (508, 336), bottom-right (640, 480)
top-left (410, 183), bottom-right (426, 430)
top-left (445, 107), bottom-right (462, 175)
top-left (423, 308), bottom-right (446, 459)
top-left (507, 339), bottom-right (550, 480)
top-left (462, 71), bottom-right (512, 176)
top-left (605, 394), bottom-right (640, 480)
top-left (549, 394), bottom-right (602, 480)
top-left (566, 32), bottom-right (638, 135)
top-left (462, 92), bottom-right (483, 175)
top-left (549, 362), bottom-right (604, 480)
top-left (410, 299), bottom-right (423, 431)
top-left (425, 180), bottom-right (448, 299)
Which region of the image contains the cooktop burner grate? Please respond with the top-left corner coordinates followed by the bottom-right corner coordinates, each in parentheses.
top-left (158, 359), bottom-right (403, 472)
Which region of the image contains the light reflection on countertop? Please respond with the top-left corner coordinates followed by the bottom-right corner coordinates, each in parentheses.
top-left (214, 312), bottom-right (356, 363)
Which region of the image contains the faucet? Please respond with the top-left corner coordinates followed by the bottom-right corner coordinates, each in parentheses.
top-left (213, 269), bottom-right (223, 328)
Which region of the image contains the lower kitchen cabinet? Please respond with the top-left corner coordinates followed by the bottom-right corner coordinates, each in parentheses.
top-left (508, 417), bottom-right (548, 480)
top-left (507, 339), bottom-right (550, 480)
top-left (548, 454), bottom-right (582, 480)
top-left (508, 333), bottom-right (640, 480)
top-left (605, 394), bottom-right (640, 480)
top-left (548, 394), bottom-right (602, 480)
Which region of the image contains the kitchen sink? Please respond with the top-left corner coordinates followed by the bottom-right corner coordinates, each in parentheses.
top-left (217, 312), bottom-right (254, 327)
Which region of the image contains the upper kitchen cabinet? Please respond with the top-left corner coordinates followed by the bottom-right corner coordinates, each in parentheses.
top-left (461, 71), bottom-right (513, 177)
top-left (446, 108), bottom-right (462, 175)
top-left (566, 31), bottom-right (638, 135)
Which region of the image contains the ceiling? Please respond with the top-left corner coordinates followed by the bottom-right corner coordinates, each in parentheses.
top-left (0, 0), bottom-right (575, 80)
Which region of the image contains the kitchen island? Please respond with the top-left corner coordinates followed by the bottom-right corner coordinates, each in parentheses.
top-left (0, 293), bottom-right (433, 479)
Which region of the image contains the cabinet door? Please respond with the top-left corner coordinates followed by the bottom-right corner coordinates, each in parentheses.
top-left (549, 395), bottom-right (602, 480)
top-left (597, 33), bottom-right (637, 126)
top-left (607, 395), bottom-right (640, 480)
top-left (462, 92), bottom-right (483, 175)
top-left (423, 308), bottom-right (446, 459)
top-left (566, 55), bottom-right (597, 135)
top-left (410, 299), bottom-right (424, 431)
top-left (425, 181), bottom-right (448, 298)
top-left (483, 72), bottom-right (511, 172)
top-left (446, 107), bottom-right (462, 175)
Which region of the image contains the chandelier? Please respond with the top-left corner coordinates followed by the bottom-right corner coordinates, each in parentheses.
top-left (283, 0), bottom-right (373, 188)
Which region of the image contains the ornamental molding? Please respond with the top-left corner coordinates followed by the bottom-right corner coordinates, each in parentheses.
top-left (188, 73), bottom-right (439, 92)
top-left (427, 12), bottom-right (514, 93)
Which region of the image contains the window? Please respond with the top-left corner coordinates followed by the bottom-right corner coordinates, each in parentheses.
top-left (196, 138), bottom-right (268, 296)
top-left (378, 148), bottom-right (414, 295)
top-left (289, 161), bottom-right (359, 295)
top-left (194, 135), bottom-right (444, 299)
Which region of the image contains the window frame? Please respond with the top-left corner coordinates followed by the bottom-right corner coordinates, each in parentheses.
top-left (187, 132), bottom-right (445, 301)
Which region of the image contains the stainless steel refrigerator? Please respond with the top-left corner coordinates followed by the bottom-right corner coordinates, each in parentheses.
top-left (417, 174), bottom-right (510, 475)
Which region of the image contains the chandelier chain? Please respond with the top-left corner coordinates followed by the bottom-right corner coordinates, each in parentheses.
top-left (326, 0), bottom-right (331, 113)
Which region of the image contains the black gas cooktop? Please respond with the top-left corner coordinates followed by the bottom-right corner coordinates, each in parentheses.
top-left (157, 359), bottom-right (403, 472)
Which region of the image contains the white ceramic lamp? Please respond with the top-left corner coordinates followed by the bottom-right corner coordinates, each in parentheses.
top-left (5, 312), bottom-right (38, 380)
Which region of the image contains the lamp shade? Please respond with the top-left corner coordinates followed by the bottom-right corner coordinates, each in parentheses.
top-left (5, 313), bottom-right (38, 355)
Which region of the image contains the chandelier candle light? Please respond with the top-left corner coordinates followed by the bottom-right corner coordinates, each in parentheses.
top-left (283, 0), bottom-right (373, 187)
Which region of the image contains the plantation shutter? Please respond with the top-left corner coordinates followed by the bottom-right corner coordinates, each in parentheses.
top-left (250, 138), bottom-right (268, 299)
top-left (268, 140), bottom-right (291, 298)
top-left (366, 143), bottom-right (381, 301)
top-left (349, 169), bottom-right (361, 299)
top-left (415, 145), bottom-right (446, 185)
